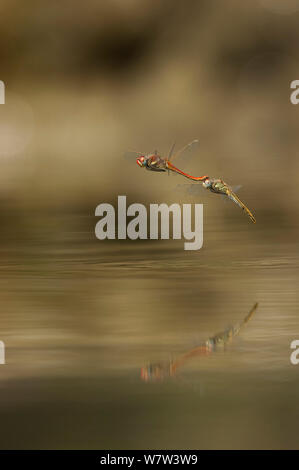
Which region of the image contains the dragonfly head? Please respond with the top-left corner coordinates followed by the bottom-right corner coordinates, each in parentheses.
top-left (136, 155), bottom-right (146, 168)
top-left (202, 177), bottom-right (211, 188)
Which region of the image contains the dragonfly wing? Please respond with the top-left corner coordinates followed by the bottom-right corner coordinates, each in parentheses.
top-left (175, 183), bottom-right (203, 196)
top-left (167, 143), bottom-right (176, 175)
top-left (232, 185), bottom-right (242, 193)
top-left (123, 150), bottom-right (144, 161)
top-left (168, 142), bottom-right (176, 160)
top-left (169, 139), bottom-right (200, 168)
top-left (219, 185), bottom-right (242, 203)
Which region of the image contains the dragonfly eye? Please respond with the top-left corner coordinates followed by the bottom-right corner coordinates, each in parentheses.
top-left (203, 178), bottom-right (211, 188)
top-left (136, 156), bottom-right (145, 167)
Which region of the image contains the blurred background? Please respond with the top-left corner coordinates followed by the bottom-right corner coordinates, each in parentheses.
top-left (0, 0), bottom-right (299, 449)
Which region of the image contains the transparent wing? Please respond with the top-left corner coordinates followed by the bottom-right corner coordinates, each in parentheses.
top-left (175, 183), bottom-right (203, 196)
top-left (123, 150), bottom-right (145, 161)
top-left (175, 182), bottom-right (242, 198)
top-left (222, 186), bottom-right (242, 204)
top-left (169, 139), bottom-right (200, 168)
top-left (124, 140), bottom-right (200, 170)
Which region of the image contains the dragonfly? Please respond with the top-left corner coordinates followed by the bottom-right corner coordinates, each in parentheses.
top-left (177, 178), bottom-right (256, 223)
top-left (124, 139), bottom-right (209, 181)
top-left (141, 302), bottom-right (258, 382)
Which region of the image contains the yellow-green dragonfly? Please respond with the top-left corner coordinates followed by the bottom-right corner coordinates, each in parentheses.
top-left (177, 177), bottom-right (256, 223)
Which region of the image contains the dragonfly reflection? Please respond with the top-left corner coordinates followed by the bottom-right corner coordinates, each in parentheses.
top-left (141, 302), bottom-right (258, 382)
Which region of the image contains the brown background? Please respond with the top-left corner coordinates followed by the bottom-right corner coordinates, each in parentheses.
top-left (0, 0), bottom-right (298, 450)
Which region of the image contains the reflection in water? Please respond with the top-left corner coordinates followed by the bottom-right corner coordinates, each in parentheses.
top-left (0, 220), bottom-right (298, 449)
top-left (141, 302), bottom-right (258, 382)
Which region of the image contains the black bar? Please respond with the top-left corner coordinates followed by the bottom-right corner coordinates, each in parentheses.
top-left (0, 449), bottom-right (294, 465)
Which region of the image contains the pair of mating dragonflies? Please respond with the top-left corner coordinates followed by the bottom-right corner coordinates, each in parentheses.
top-left (141, 302), bottom-right (258, 382)
top-left (125, 140), bottom-right (256, 223)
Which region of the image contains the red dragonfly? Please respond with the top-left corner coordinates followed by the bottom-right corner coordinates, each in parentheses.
top-left (124, 140), bottom-right (208, 181)
top-left (141, 302), bottom-right (258, 382)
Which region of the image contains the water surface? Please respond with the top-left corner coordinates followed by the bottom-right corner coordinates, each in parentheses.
top-left (0, 211), bottom-right (298, 449)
